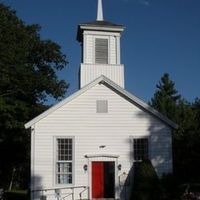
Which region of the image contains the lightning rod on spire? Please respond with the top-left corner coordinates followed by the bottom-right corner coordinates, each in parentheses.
top-left (97, 0), bottom-right (104, 21)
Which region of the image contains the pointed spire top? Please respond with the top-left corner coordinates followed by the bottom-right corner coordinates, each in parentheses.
top-left (97, 0), bottom-right (104, 21)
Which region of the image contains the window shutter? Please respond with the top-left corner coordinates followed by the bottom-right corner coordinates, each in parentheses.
top-left (95, 38), bottom-right (108, 64)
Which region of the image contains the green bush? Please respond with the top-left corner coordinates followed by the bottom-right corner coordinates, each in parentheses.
top-left (130, 159), bottom-right (161, 200)
top-left (3, 190), bottom-right (28, 200)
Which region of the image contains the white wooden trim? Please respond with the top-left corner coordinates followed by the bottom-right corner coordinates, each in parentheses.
top-left (87, 157), bottom-right (119, 199)
top-left (83, 30), bottom-right (121, 37)
top-left (30, 125), bottom-right (35, 200)
top-left (129, 135), bottom-right (150, 163)
top-left (83, 34), bottom-right (87, 63)
top-left (85, 154), bottom-right (119, 158)
top-left (115, 36), bottom-right (117, 64)
top-left (116, 36), bottom-right (121, 64)
top-left (53, 136), bottom-right (75, 187)
top-left (79, 25), bottom-right (124, 33)
top-left (108, 35), bottom-right (111, 64)
top-left (92, 36), bottom-right (95, 64)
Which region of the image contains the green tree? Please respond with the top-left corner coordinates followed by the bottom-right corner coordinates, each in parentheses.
top-left (193, 98), bottom-right (200, 129)
top-left (150, 73), bottom-right (200, 184)
top-left (149, 73), bottom-right (181, 120)
top-left (0, 3), bottom-right (69, 189)
top-left (173, 99), bottom-right (198, 182)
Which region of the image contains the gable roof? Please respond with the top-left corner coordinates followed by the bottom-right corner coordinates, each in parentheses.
top-left (25, 75), bottom-right (178, 129)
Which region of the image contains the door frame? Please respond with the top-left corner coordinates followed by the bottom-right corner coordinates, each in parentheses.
top-left (85, 154), bottom-right (119, 199)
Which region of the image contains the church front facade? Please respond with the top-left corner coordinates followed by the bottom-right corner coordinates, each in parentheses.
top-left (25, 1), bottom-right (176, 200)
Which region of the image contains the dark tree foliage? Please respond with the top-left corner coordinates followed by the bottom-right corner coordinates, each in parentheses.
top-left (193, 98), bottom-right (200, 129)
top-left (173, 101), bottom-right (200, 183)
top-left (0, 3), bottom-right (68, 189)
top-left (172, 100), bottom-right (198, 182)
top-left (149, 73), bottom-right (181, 120)
top-left (150, 73), bottom-right (200, 186)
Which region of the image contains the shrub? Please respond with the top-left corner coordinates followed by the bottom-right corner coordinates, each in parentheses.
top-left (130, 159), bottom-right (161, 200)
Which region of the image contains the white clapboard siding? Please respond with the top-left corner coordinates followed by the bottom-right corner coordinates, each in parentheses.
top-left (80, 63), bottom-right (124, 88)
top-left (32, 83), bottom-right (172, 200)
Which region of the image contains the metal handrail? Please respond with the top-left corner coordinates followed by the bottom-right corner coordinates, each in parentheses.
top-left (31, 185), bottom-right (89, 200)
top-left (79, 186), bottom-right (89, 200)
top-left (31, 185), bottom-right (87, 192)
top-left (61, 193), bottom-right (73, 200)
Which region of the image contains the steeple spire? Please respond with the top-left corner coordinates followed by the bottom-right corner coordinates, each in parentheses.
top-left (97, 0), bottom-right (104, 21)
top-left (77, 0), bottom-right (125, 88)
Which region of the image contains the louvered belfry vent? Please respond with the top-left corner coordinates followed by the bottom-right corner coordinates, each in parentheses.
top-left (95, 38), bottom-right (108, 64)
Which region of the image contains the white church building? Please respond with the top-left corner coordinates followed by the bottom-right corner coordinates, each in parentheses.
top-left (25, 1), bottom-right (177, 199)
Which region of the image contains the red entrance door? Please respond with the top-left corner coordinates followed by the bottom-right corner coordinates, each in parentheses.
top-left (92, 162), bottom-right (104, 198)
top-left (92, 162), bottom-right (115, 198)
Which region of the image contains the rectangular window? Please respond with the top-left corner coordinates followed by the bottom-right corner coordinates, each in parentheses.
top-left (56, 138), bottom-right (73, 184)
top-left (96, 100), bottom-right (108, 113)
top-left (95, 38), bottom-right (108, 64)
top-left (133, 138), bottom-right (148, 161)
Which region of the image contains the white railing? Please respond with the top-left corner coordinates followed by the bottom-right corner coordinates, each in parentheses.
top-left (31, 186), bottom-right (89, 200)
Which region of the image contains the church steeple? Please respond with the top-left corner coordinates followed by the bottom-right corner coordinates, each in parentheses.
top-left (97, 0), bottom-right (104, 21)
top-left (77, 0), bottom-right (125, 88)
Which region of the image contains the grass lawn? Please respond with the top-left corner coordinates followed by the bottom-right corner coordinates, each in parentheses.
top-left (3, 190), bottom-right (29, 200)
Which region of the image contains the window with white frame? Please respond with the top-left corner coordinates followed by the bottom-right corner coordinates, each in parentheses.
top-left (56, 138), bottom-right (73, 184)
top-left (133, 138), bottom-right (148, 162)
top-left (95, 38), bottom-right (108, 64)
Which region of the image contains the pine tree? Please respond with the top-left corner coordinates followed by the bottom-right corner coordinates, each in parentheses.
top-left (150, 74), bottom-right (200, 184)
top-left (149, 73), bottom-right (181, 120)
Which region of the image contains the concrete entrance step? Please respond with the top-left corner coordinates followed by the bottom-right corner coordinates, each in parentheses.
top-left (92, 199), bottom-right (115, 200)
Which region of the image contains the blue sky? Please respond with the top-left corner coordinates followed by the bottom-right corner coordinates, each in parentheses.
top-left (2, 0), bottom-right (200, 103)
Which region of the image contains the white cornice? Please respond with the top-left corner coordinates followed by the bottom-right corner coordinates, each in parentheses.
top-left (85, 154), bottom-right (119, 158)
top-left (79, 25), bottom-right (124, 33)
